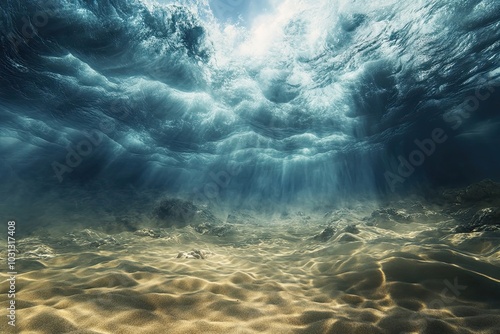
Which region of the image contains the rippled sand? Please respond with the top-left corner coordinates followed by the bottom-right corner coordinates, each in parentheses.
top-left (1, 206), bottom-right (500, 334)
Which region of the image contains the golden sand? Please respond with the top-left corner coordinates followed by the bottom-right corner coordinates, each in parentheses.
top-left (1, 210), bottom-right (499, 334)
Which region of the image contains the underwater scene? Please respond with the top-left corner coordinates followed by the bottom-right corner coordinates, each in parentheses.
top-left (1, 0), bottom-right (500, 333)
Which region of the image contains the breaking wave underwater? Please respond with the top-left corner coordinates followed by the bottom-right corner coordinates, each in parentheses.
top-left (1, 0), bottom-right (500, 216)
top-left (2, 2), bottom-right (500, 334)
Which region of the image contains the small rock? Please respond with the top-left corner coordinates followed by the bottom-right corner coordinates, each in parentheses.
top-left (344, 224), bottom-right (360, 234)
top-left (90, 241), bottom-right (104, 248)
top-left (369, 208), bottom-right (411, 223)
top-left (153, 198), bottom-right (221, 227)
top-left (454, 207), bottom-right (500, 233)
top-left (23, 245), bottom-right (55, 259)
top-left (442, 179), bottom-right (500, 204)
top-left (463, 180), bottom-right (500, 202)
top-left (313, 226), bottom-right (335, 242)
top-left (134, 229), bottom-right (161, 238)
top-left (89, 237), bottom-right (118, 248)
top-left (337, 233), bottom-right (362, 242)
top-left (194, 222), bottom-right (233, 237)
top-left (177, 249), bottom-right (214, 260)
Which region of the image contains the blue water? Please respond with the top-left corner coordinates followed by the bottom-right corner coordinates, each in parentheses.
top-left (0, 0), bottom-right (499, 214)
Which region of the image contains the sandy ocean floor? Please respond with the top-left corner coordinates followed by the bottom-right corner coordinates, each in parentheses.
top-left (1, 199), bottom-right (500, 334)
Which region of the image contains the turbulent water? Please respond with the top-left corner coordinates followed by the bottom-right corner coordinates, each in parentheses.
top-left (1, 3), bottom-right (500, 333)
top-left (1, 0), bottom-right (500, 216)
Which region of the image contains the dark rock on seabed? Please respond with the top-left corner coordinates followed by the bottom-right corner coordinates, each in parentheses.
top-left (368, 208), bottom-right (412, 223)
top-left (343, 224), bottom-right (360, 234)
top-left (442, 179), bottom-right (500, 204)
top-left (177, 249), bottom-right (214, 259)
top-left (194, 222), bottom-right (234, 237)
top-left (153, 198), bottom-right (221, 227)
top-left (453, 207), bottom-right (500, 233)
top-left (440, 179), bottom-right (500, 233)
top-left (313, 226), bottom-right (335, 241)
top-left (134, 228), bottom-right (162, 238)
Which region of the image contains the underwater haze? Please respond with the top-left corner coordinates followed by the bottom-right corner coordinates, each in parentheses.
top-left (1, 0), bottom-right (499, 215)
top-left (1, 1), bottom-right (500, 333)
